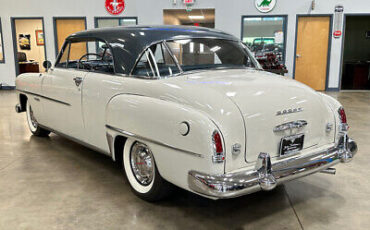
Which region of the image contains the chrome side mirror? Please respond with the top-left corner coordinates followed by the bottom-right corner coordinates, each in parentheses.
top-left (43, 60), bottom-right (52, 71)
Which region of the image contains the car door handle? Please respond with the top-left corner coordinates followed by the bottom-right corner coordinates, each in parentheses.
top-left (73, 77), bottom-right (83, 86)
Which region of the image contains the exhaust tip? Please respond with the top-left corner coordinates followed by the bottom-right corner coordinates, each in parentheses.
top-left (321, 167), bottom-right (336, 175)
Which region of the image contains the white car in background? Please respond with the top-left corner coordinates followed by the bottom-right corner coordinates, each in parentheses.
top-left (15, 26), bottom-right (357, 201)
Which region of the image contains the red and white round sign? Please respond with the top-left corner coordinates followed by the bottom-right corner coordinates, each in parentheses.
top-left (105, 0), bottom-right (125, 15)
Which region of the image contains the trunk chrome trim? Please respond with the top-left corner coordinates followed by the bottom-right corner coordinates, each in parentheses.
top-left (105, 124), bottom-right (203, 158)
top-left (273, 120), bottom-right (308, 133)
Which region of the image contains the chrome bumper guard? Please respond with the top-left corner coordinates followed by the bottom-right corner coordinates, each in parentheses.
top-left (188, 134), bottom-right (357, 199)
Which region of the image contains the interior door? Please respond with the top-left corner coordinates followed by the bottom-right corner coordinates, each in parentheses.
top-left (55, 18), bottom-right (86, 53)
top-left (294, 16), bottom-right (331, 91)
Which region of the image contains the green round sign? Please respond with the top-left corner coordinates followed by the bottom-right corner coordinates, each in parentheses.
top-left (255, 0), bottom-right (276, 13)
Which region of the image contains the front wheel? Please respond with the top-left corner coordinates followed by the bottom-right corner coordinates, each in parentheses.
top-left (123, 139), bottom-right (173, 201)
top-left (26, 100), bottom-right (50, 137)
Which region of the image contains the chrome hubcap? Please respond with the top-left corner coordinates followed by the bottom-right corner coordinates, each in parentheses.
top-left (130, 142), bottom-right (154, 186)
top-left (29, 105), bottom-right (38, 128)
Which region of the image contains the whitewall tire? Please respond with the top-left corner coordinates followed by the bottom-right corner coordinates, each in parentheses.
top-left (123, 139), bottom-right (173, 201)
top-left (26, 100), bottom-right (50, 137)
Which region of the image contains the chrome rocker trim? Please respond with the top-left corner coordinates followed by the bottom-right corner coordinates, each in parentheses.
top-left (188, 133), bottom-right (357, 199)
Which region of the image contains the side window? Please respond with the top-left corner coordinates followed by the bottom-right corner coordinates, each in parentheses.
top-left (55, 42), bottom-right (70, 68)
top-left (68, 41), bottom-right (88, 64)
top-left (132, 43), bottom-right (180, 78)
top-left (55, 39), bottom-right (114, 74)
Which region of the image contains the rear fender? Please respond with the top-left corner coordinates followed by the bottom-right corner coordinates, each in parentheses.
top-left (105, 94), bottom-right (224, 190)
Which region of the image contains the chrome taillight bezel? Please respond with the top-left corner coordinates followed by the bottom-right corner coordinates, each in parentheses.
top-left (212, 130), bottom-right (225, 163)
top-left (338, 107), bottom-right (349, 132)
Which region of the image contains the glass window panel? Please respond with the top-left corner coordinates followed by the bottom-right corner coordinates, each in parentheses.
top-left (119, 18), bottom-right (137, 26)
top-left (96, 18), bottom-right (137, 28)
top-left (69, 41), bottom-right (88, 62)
top-left (55, 42), bottom-right (70, 68)
top-left (56, 40), bottom-right (114, 73)
top-left (166, 38), bottom-right (254, 72)
top-left (242, 16), bottom-right (285, 63)
top-left (132, 43), bottom-right (180, 77)
top-left (97, 19), bottom-right (120, 28)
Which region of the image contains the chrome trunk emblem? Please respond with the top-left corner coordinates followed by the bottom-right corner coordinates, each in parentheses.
top-left (273, 120), bottom-right (308, 132)
top-left (276, 107), bottom-right (303, 116)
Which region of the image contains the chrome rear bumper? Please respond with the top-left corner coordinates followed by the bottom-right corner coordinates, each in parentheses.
top-left (188, 134), bottom-right (357, 199)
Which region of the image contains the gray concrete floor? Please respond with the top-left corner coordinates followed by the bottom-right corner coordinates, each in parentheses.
top-left (0, 90), bottom-right (369, 230)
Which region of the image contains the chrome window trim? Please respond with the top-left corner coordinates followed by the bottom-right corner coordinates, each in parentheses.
top-left (163, 41), bottom-right (184, 74)
top-left (147, 48), bottom-right (160, 77)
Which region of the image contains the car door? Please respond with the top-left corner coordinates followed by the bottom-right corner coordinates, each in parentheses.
top-left (81, 40), bottom-right (122, 153)
top-left (41, 40), bottom-right (87, 141)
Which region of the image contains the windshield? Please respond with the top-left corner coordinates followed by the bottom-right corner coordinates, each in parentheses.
top-left (132, 38), bottom-right (258, 78)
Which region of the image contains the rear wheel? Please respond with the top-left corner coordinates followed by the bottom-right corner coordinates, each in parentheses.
top-left (26, 100), bottom-right (50, 137)
top-left (122, 139), bottom-right (173, 201)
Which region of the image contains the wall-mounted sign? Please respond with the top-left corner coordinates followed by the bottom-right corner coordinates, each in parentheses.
top-left (333, 31), bottom-right (342, 37)
top-left (105, 0), bottom-right (125, 15)
top-left (255, 0), bottom-right (276, 13)
top-left (333, 5), bottom-right (344, 38)
top-left (19, 34), bottom-right (31, 50)
top-left (183, 0), bottom-right (195, 12)
top-left (35, 30), bottom-right (44, 46)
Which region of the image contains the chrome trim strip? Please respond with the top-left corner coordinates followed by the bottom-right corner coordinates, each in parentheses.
top-left (105, 124), bottom-right (203, 158)
top-left (17, 90), bottom-right (71, 106)
top-left (188, 134), bottom-right (357, 199)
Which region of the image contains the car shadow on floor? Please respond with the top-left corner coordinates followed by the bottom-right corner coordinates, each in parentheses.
top-left (32, 133), bottom-right (345, 229)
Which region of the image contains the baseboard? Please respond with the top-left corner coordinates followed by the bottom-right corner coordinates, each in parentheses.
top-left (326, 87), bottom-right (340, 92)
top-left (0, 86), bottom-right (16, 90)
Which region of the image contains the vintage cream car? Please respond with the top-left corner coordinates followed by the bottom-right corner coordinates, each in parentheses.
top-left (15, 26), bottom-right (357, 201)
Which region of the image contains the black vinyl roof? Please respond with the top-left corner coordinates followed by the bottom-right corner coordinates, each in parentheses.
top-left (66, 25), bottom-right (239, 74)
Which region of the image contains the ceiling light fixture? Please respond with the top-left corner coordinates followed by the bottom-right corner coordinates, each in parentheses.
top-left (188, 15), bottom-right (204, 20)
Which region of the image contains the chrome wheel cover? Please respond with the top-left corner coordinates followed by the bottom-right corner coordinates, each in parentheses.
top-left (29, 106), bottom-right (37, 128)
top-left (130, 142), bottom-right (154, 186)
top-left (27, 103), bottom-right (38, 129)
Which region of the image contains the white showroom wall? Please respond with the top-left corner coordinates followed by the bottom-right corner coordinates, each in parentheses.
top-left (0, 0), bottom-right (369, 89)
